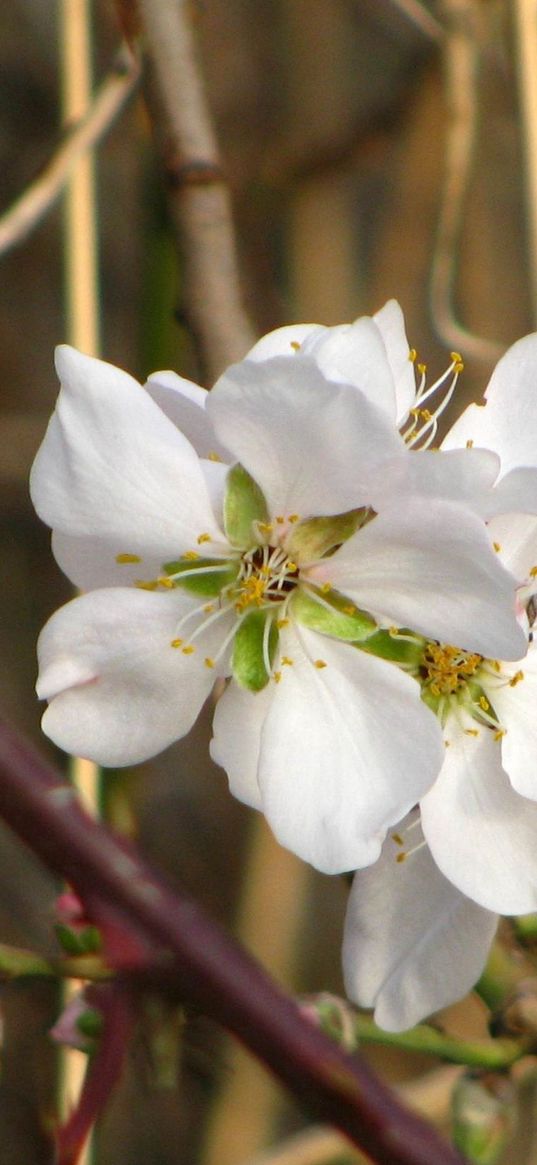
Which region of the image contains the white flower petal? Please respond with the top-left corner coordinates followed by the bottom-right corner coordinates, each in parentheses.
top-left (145, 370), bottom-right (230, 460)
top-left (208, 355), bottom-right (405, 519)
top-left (343, 826), bottom-right (497, 1031)
top-left (373, 299), bottom-right (416, 424)
top-left (210, 682), bottom-right (270, 810)
top-left (443, 333), bottom-right (537, 473)
top-left (30, 346), bottom-right (223, 560)
top-left (299, 316), bottom-right (397, 418)
top-left (307, 498), bottom-right (526, 660)
top-left (374, 447), bottom-right (501, 519)
top-left (487, 513), bottom-right (537, 579)
top-left (37, 587), bottom-right (230, 766)
top-left (246, 324), bottom-right (323, 361)
top-left (421, 721), bottom-right (537, 913)
top-left (488, 645), bottom-right (537, 800)
top-left (50, 530), bottom-right (164, 590)
top-left (255, 624), bottom-right (443, 874)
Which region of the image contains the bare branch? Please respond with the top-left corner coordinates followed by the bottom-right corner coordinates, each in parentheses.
top-left (136, 0), bottom-right (256, 382)
top-left (0, 46), bottom-right (140, 259)
top-left (0, 717), bottom-right (468, 1165)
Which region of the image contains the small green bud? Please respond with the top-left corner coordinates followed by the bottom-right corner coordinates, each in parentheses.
top-left (291, 587), bottom-right (376, 642)
top-left (452, 1072), bottom-right (516, 1165)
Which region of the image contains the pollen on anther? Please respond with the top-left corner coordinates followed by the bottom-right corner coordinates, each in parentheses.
top-left (203, 603), bottom-right (215, 613)
top-left (183, 550), bottom-right (200, 561)
top-left (466, 439), bottom-right (474, 448)
top-left (281, 656), bottom-right (294, 666)
top-left (494, 728), bottom-right (506, 742)
top-left (197, 533), bottom-right (212, 545)
top-left (288, 514), bottom-right (300, 523)
top-left (391, 832), bottom-right (404, 846)
top-left (464, 728), bottom-right (479, 737)
top-left (207, 451), bottom-right (222, 462)
top-left (157, 576), bottom-right (174, 588)
top-left (493, 541), bottom-right (501, 553)
top-left (273, 671), bottom-right (282, 683)
top-left (408, 348), bottom-right (417, 363)
top-left (417, 362), bottom-right (427, 375)
top-left (530, 566), bottom-right (537, 578)
top-left (396, 852), bottom-right (407, 864)
top-left (135, 579), bottom-right (159, 591)
top-left (314, 659), bottom-right (327, 669)
top-left (290, 341), bottom-right (301, 352)
top-left (171, 638), bottom-right (184, 648)
top-left (182, 645), bottom-right (195, 655)
top-left (204, 657), bottom-right (215, 668)
top-left (509, 670), bottom-right (524, 687)
top-left (276, 618), bottom-right (290, 628)
top-left (343, 605), bottom-right (356, 616)
top-left (320, 583), bottom-right (331, 595)
top-left (116, 553), bottom-right (141, 564)
top-left (479, 696), bottom-right (490, 711)
top-left (276, 515), bottom-right (285, 524)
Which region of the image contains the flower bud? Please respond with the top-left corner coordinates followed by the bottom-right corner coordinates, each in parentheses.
top-left (452, 1071), bottom-right (516, 1164)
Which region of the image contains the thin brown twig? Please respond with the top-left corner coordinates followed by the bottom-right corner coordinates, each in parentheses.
top-left (136, 0), bottom-right (256, 382)
top-left (0, 45), bottom-right (140, 259)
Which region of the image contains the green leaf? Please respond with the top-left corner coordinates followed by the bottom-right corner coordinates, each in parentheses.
top-left (224, 464), bottom-right (269, 548)
top-left (290, 587), bottom-right (377, 642)
top-left (162, 557), bottom-right (239, 596)
top-left (232, 610), bottom-right (278, 690)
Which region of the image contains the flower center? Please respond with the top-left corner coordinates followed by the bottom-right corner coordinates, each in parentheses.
top-left (420, 642), bottom-right (482, 696)
top-left (233, 545), bottom-right (299, 612)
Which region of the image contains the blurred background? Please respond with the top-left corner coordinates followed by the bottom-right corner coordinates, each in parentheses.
top-left (1, 1), bottom-right (537, 1162)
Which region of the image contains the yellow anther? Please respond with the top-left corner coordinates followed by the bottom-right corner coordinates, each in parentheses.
top-left (288, 514), bottom-right (300, 523)
top-left (320, 583), bottom-right (331, 595)
top-left (396, 852), bottom-right (407, 864)
top-left (314, 659), bottom-right (327, 669)
top-left (182, 645), bottom-right (195, 655)
top-left (204, 657), bottom-right (215, 668)
top-left (493, 542), bottom-right (501, 553)
top-left (276, 515), bottom-right (285, 524)
top-left (273, 671), bottom-right (282, 683)
top-left (391, 833), bottom-right (404, 846)
top-left (450, 351), bottom-right (463, 364)
top-left (257, 521), bottom-right (273, 534)
top-left (171, 638), bottom-right (184, 648)
top-left (408, 347), bottom-right (417, 363)
top-left (530, 566), bottom-right (537, 578)
top-left (286, 561), bottom-right (298, 572)
top-left (343, 605), bottom-right (356, 616)
top-left (197, 533), bottom-right (212, 545)
top-left (207, 451), bottom-right (222, 462)
top-left (420, 408), bottom-right (433, 422)
top-left (290, 341), bottom-right (301, 351)
top-left (466, 439), bottom-right (474, 448)
top-left (276, 618), bottom-right (290, 628)
top-left (388, 626), bottom-right (400, 637)
top-left (494, 728), bottom-right (506, 742)
top-left (203, 603), bottom-right (215, 613)
top-left (183, 550), bottom-right (200, 561)
top-left (281, 656), bottom-right (294, 666)
top-left (135, 579), bottom-right (159, 591)
top-left (464, 728), bottom-right (479, 737)
top-left (116, 553), bottom-right (141, 564)
top-left (479, 696), bottom-right (489, 711)
top-left (417, 362), bottom-right (427, 375)
top-left (509, 670), bottom-right (524, 687)
top-left (444, 739), bottom-right (451, 748)
top-left (157, 576), bottom-right (174, 588)
top-left (454, 361), bottom-right (464, 373)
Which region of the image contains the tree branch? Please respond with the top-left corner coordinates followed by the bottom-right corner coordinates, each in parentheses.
top-left (135, 0), bottom-right (256, 382)
top-left (0, 717), bottom-right (467, 1165)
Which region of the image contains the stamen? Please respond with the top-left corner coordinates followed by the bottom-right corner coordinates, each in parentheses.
top-left (314, 659), bottom-right (327, 669)
top-left (116, 553), bottom-right (141, 564)
top-left (262, 611), bottom-right (275, 677)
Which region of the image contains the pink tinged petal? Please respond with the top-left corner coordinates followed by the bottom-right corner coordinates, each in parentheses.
top-left (343, 826), bottom-right (498, 1032)
top-left (420, 721), bottom-right (537, 913)
top-left (488, 645), bottom-right (537, 800)
top-left (207, 355), bottom-right (406, 519)
top-left (36, 587), bottom-right (231, 767)
top-left (308, 498), bottom-right (526, 661)
top-left (246, 324), bottom-right (324, 361)
top-left (443, 333), bottom-right (537, 473)
top-left (255, 625), bottom-right (444, 875)
top-left (30, 346), bottom-right (223, 560)
top-left (373, 299), bottom-right (416, 424)
top-left (145, 370), bottom-right (230, 461)
top-left (299, 317), bottom-right (397, 419)
top-left (210, 682), bottom-right (270, 810)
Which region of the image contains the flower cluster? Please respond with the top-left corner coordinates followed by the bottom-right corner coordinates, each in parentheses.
top-left (31, 301), bottom-right (537, 1031)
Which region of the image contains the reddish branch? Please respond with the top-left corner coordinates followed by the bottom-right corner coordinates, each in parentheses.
top-left (0, 718), bottom-right (467, 1165)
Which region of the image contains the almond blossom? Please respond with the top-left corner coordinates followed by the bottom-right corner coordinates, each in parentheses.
top-left (30, 342), bottom-right (523, 875)
top-left (342, 327), bottom-right (537, 1030)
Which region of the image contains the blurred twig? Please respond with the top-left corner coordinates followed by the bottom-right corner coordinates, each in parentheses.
top-left (136, 0), bottom-right (255, 382)
top-left (430, 0), bottom-right (505, 362)
top-left (513, 0), bottom-right (537, 324)
top-left (0, 45), bottom-right (139, 259)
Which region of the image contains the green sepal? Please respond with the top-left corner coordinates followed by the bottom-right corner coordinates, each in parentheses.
top-left (290, 587), bottom-right (377, 642)
top-left (286, 508), bottom-right (371, 561)
top-left (76, 1008), bottom-right (104, 1040)
top-left (162, 557), bottom-right (239, 596)
top-left (224, 464), bottom-right (270, 548)
top-left (55, 924), bottom-right (102, 956)
top-left (358, 629), bottom-right (423, 666)
top-left (232, 610), bottom-right (278, 691)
